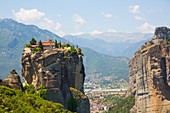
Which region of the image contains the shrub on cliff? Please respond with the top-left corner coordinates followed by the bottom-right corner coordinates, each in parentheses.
top-left (0, 85), bottom-right (68, 113)
top-left (68, 46), bottom-right (77, 56)
top-left (32, 47), bottom-right (41, 54)
top-left (24, 84), bottom-right (36, 94)
top-left (70, 87), bottom-right (85, 99)
top-left (36, 85), bottom-right (47, 99)
top-left (67, 96), bottom-right (79, 112)
top-left (26, 44), bottom-right (31, 47)
top-left (108, 95), bottom-right (135, 113)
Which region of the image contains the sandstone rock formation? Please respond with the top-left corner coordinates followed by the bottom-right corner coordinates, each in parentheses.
top-left (0, 78), bottom-right (10, 87)
top-left (0, 69), bottom-right (23, 90)
top-left (126, 27), bottom-right (170, 113)
top-left (21, 48), bottom-right (90, 113)
top-left (4, 69), bottom-right (23, 90)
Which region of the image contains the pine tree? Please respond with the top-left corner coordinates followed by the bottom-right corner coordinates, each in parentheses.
top-left (55, 39), bottom-right (58, 48)
top-left (30, 38), bottom-right (37, 45)
top-left (38, 40), bottom-right (43, 51)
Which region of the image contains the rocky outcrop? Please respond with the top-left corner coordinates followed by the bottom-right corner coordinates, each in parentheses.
top-left (126, 27), bottom-right (170, 113)
top-left (0, 78), bottom-right (10, 87)
top-left (4, 69), bottom-right (23, 90)
top-left (0, 69), bottom-right (23, 90)
top-left (21, 48), bottom-right (90, 113)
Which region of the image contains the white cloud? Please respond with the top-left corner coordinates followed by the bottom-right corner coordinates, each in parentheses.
top-left (108, 29), bottom-right (117, 33)
top-left (55, 31), bottom-right (66, 37)
top-left (57, 14), bottom-right (62, 17)
top-left (137, 22), bottom-right (155, 33)
top-left (12, 8), bottom-right (62, 34)
top-left (134, 16), bottom-right (145, 21)
top-left (39, 18), bottom-right (62, 31)
top-left (129, 5), bottom-right (140, 14)
top-left (91, 30), bottom-right (103, 35)
top-left (12, 8), bottom-right (45, 24)
top-left (73, 14), bottom-right (86, 25)
top-left (101, 12), bottom-right (112, 18)
top-left (72, 14), bottom-right (86, 30)
top-left (70, 32), bottom-right (84, 36)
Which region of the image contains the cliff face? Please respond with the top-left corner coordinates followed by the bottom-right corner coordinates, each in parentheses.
top-left (126, 27), bottom-right (170, 113)
top-left (21, 48), bottom-right (90, 113)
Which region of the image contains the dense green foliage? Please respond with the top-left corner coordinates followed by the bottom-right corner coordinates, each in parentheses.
top-left (24, 84), bottom-right (36, 94)
top-left (36, 85), bottom-right (47, 99)
top-left (108, 95), bottom-right (135, 113)
top-left (38, 40), bottom-right (43, 51)
top-left (61, 43), bottom-right (71, 48)
top-left (26, 44), bottom-right (31, 47)
top-left (67, 97), bottom-right (79, 112)
top-left (24, 84), bottom-right (47, 99)
top-left (68, 46), bottom-right (77, 56)
top-left (32, 47), bottom-right (41, 54)
top-left (95, 94), bottom-right (123, 106)
top-left (30, 38), bottom-right (37, 45)
top-left (70, 87), bottom-right (85, 99)
top-left (0, 85), bottom-right (69, 113)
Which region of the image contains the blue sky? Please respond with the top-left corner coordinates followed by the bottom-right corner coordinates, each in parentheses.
top-left (0, 0), bottom-right (170, 36)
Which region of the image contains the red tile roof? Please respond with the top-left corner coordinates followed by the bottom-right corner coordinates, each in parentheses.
top-left (31, 39), bottom-right (55, 47)
top-left (31, 45), bottom-right (38, 47)
top-left (42, 39), bottom-right (54, 46)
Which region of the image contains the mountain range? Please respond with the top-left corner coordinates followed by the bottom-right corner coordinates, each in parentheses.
top-left (0, 18), bottom-right (68, 79)
top-left (82, 47), bottom-right (129, 82)
top-left (63, 33), bottom-right (153, 58)
top-left (0, 18), bottom-right (130, 81)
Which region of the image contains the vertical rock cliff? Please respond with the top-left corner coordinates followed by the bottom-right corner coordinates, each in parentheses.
top-left (126, 27), bottom-right (170, 113)
top-left (21, 48), bottom-right (90, 113)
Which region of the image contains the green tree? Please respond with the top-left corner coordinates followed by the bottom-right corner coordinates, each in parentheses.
top-left (36, 85), bottom-right (47, 99)
top-left (24, 84), bottom-right (36, 94)
top-left (66, 43), bottom-right (70, 47)
top-left (38, 40), bottom-right (44, 51)
top-left (67, 97), bottom-right (79, 112)
top-left (30, 38), bottom-right (37, 45)
top-left (55, 39), bottom-right (58, 48)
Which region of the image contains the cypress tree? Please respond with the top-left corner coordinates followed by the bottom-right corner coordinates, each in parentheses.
top-left (55, 39), bottom-right (58, 48)
top-left (38, 40), bottom-right (43, 51)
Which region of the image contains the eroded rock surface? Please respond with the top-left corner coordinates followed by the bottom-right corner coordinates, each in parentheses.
top-left (21, 48), bottom-right (90, 113)
top-left (4, 69), bottom-right (23, 90)
top-left (126, 27), bottom-right (170, 113)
